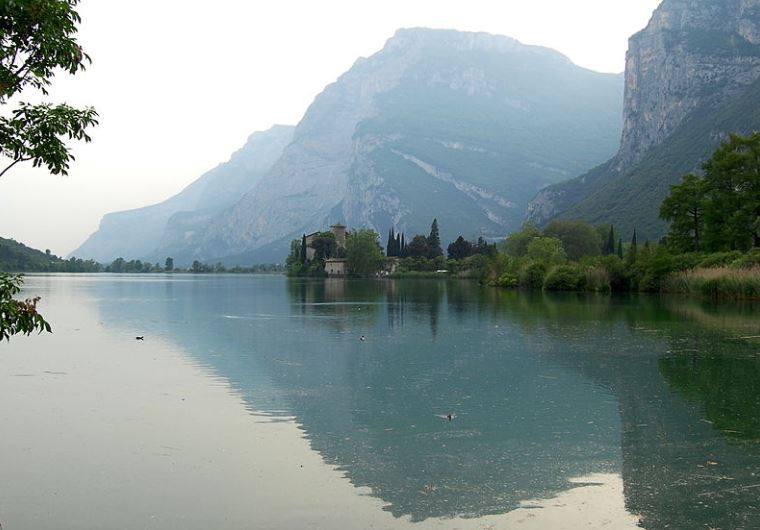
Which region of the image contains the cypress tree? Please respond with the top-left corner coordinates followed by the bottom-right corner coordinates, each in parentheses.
top-left (387, 228), bottom-right (395, 257)
top-left (627, 229), bottom-right (638, 263)
top-left (395, 233), bottom-right (401, 257)
top-left (605, 225), bottom-right (615, 255)
top-left (300, 234), bottom-right (307, 264)
top-left (617, 238), bottom-right (623, 259)
top-left (400, 233), bottom-right (406, 257)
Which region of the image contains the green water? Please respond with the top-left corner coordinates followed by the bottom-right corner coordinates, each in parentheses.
top-left (2, 275), bottom-right (760, 529)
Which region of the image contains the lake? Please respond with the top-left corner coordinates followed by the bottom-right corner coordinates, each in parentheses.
top-left (1, 274), bottom-right (760, 529)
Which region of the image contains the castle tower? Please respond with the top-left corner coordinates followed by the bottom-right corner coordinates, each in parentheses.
top-left (330, 223), bottom-right (347, 248)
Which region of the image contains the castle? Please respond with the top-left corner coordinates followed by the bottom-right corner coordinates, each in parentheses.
top-left (304, 223), bottom-right (348, 277)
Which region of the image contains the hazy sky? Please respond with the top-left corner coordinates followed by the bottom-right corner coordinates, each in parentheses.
top-left (0, 0), bottom-right (662, 256)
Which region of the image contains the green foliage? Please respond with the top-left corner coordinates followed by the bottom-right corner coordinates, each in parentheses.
top-left (346, 229), bottom-right (385, 277)
top-left (0, 0), bottom-right (97, 178)
top-left (164, 257), bottom-right (174, 272)
top-left (526, 237), bottom-right (566, 265)
top-left (310, 232), bottom-right (337, 260)
top-left (447, 236), bottom-right (473, 260)
top-left (0, 273), bottom-right (51, 341)
top-left (698, 251), bottom-right (743, 269)
top-left (406, 235), bottom-right (431, 259)
top-left (518, 261), bottom-right (547, 289)
top-left (542, 219), bottom-right (601, 261)
top-left (543, 265), bottom-right (585, 291)
top-left (0, 236), bottom-right (100, 272)
top-left (427, 219), bottom-right (443, 258)
top-left (660, 173), bottom-right (706, 252)
top-left (504, 224), bottom-right (541, 257)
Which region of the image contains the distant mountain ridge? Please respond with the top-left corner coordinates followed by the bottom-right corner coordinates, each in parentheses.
top-left (72, 125), bottom-right (295, 263)
top-left (527, 0), bottom-right (760, 240)
top-left (75, 28), bottom-right (624, 265)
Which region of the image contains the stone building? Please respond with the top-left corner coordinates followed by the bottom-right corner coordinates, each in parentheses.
top-left (304, 224), bottom-right (350, 277)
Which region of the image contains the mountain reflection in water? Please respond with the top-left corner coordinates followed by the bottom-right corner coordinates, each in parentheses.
top-left (92, 275), bottom-right (760, 528)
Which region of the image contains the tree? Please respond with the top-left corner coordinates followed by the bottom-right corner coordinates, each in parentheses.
top-left (309, 232), bottom-right (336, 260)
top-left (526, 237), bottom-right (566, 265)
top-left (300, 234), bottom-right (307, 263)
top-left (386, 228), bottom-right (398, 257)
top-left (604, 225), bottom-right (616, 255)
top-left (426, 219), bottom-right (443, 258)
top-left (0, 1), bottom-right (96, 339)
top-left (542, 219), bottom-right (601, 261)
top-left (346, 229), bottom-right (385, 276)
top-left (617, 238), bottom-right (624, 259)
top-left (700, 133), bottom-right (760, 250)
top-left (406, 235), bottom-right (430, 259)
top-left (447, 236), bottom-right (473, 260)
top-left (627, 229), bottom-right (638, 264)
top-left (0, 0), bottom-right (98, 179)
top-left (164, 257), bottom-right (174, 272)
top-left (0, 273), bottom-right (51, 341)
top-left (660, 173), bottom-right (706, 252)
top-left (504, 224), bottom-right (541, 257)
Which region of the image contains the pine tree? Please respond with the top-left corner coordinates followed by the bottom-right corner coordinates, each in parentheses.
top-left (427, 219), bottom-right (443, 258)
top-left (300, 234), bottom-right (307, 264)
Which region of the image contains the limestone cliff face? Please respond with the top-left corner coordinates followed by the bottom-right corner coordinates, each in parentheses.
top-left (74, 28), bottom-right (624, 264)
top-left (191, 28), bottom-right (623, 262)
top-left (619, 0), bottom-right (760, 166)
top-left (527, 0), bottom-right (760, 229)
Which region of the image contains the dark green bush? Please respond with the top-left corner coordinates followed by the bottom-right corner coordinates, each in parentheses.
top-left (544, 265), bottom-right (585, 291)
top-left (518, 262), bottom-right (547, 289)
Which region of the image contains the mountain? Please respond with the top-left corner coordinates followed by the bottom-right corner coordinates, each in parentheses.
top-left (187, 29), bottom-right (623, 264)
top-left (527, 0), bottom-right (760, 241)
top-left (72, 124), bottom-right (295, 263)
top-left (75, 28), bottom-right (624, 265)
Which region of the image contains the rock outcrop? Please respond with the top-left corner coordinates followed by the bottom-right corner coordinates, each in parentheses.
top-left (528, 0), bottom-right (760, 238)
top-left (76, 28), bottom-right (625, 264)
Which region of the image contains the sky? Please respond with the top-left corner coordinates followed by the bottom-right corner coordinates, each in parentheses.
top-left (0, 0), bottom-right (662, 256)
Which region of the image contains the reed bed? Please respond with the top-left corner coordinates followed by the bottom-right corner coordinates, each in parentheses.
top-left (665, 266), bottom-right (760, 299)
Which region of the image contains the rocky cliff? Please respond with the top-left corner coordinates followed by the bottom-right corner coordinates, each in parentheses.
top-left (528, 0), bottom-right (760, 238)
top-left (76, 28), bottom-right (624, 265)
top-left (72, 125), bottom-right (294, 263)
top-left (188, 28), bottom-right (623, 263)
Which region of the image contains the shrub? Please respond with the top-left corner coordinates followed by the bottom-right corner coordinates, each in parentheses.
top-left (584, 266), bottom-right (611, 293)
top-left (518, 262), bottom-right (547, 289)
top-left (496, 273), bottom-right (518, 288)
top-left (731, 248), bottom-right (760, 269)
top-left (698, 251), bottom-right (742, 268)
top-left (544, 265), bottom-right (585, 291)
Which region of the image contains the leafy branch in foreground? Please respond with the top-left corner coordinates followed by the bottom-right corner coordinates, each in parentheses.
top-left (0, 273), bottom-right (51, 341)
top-left (0, 0), bottom-right (97, 179)
top-left (0, 102), bottom-right (98, 177)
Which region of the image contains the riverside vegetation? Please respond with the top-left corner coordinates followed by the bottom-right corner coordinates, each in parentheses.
top-left (292, 133), bottom-right (759, 299)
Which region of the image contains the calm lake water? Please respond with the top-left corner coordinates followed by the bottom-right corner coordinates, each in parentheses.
top-left (2, 274), bottom-right (760, 529)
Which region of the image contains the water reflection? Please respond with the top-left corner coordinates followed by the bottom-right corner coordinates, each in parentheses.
top-left (89, 276), bottom-right (760, 528)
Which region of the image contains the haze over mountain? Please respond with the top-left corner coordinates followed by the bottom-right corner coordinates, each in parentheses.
top-left (527, 0), bottom-right (760, 241)
top-left (73, 126), bottom-right (294, 263)
top-left (75, 28), bottom-right (623, 265)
